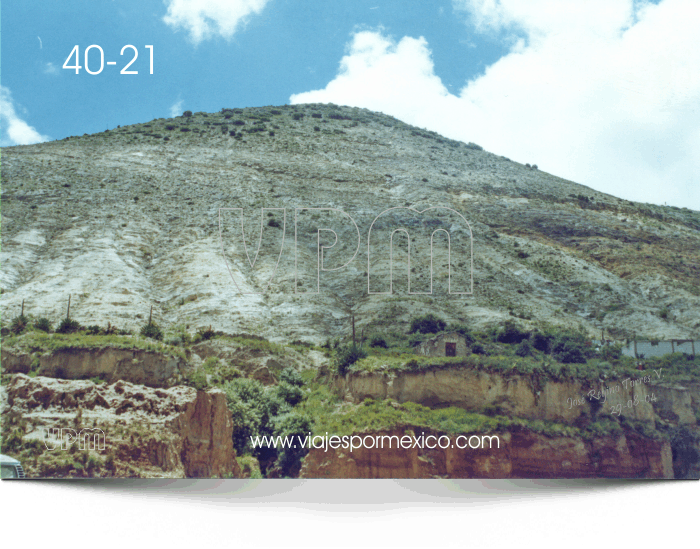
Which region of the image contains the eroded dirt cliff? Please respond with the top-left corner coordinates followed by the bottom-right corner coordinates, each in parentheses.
top-left (300, 427), bottom-right (674, 479)
top-left (1, 373), bottom-right (240, 478)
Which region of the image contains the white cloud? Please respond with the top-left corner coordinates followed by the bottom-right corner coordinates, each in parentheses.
top-left (43, 62), bottom-right (59, 75)
top-left (162, 0), bottom-right (271, 44)
top-left (0, 86), bottom-right (49, 147)
top-left (291, 0), bottom-right (700, 210)
top-left (170, 99), bottom-right (185, 117)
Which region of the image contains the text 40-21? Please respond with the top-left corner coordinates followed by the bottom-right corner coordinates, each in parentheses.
top-left (63, 45), bottom-right (153, 75)
top-left (610, 393), bottom-right (657, 416)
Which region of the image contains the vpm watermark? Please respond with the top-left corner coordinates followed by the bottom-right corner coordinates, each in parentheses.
top-left (218, 206), bottom-right (473, 295)
top-left (43, 428), bottom-right (106, 451)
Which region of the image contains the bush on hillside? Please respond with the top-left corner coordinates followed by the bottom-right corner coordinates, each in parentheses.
top-left (334, 343), bottom-right (367, 375)
top-left (409, 314), bottom-right (446, 335)
top-left (34, 317), bottom-right (52, 333)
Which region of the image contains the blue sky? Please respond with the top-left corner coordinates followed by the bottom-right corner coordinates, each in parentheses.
top-left (2, 0), bottom-right (699, 210)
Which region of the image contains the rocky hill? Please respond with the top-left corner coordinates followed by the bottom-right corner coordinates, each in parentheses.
top-left (2, 104), bottom-right (699, 342)
top-left (2, 104), bottom-right (700, 480)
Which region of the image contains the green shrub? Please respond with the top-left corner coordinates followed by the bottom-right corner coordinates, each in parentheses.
top-left (56, 317), bottom-right (82, 334)
top-left (209, 363), bottom-right (243, 385)
top-left (182, 110), bottom-right (192, 117)
top-left (334, 343), bottom-right (367, 375)
top-left (532, 331), bottom-right (552, 353)
top-left (2, 428), bottom-right (24, 453)
top-left (86, 454), bottom-right (103, 472)
top-left (369, 335), bottom-right (388, 348)
top-left (237, 455), bottom-right (263, 478)
top-left (34, 317), bottom-right (52, 333)
top-left (276, 382), bottom-right (305, 407)
top-left (197, 326), bottom-right (216, 341)
top-left (515, 339), bottom-right (533, 357)
top-left (85, 325), bottom-right (101, 335)
top-left (472, 343), bottom-right (487, 355)
top-left (272, 412), bottom-right (313, 477)
top-left (496, 321), bottom-right (530, 344)
top-left (267, 219), bottom-right (281, 228)
top-left (551, 333), bottom-right (589, 364)
top-left (10, 314), bottom-right (29, 335)
top-left (183, 368), bottom-right (208, 391)
top-left (409, 313), bottom-right (446, 335)
top-left (278, 367), bottom-right (304, 388)
top-left (140, 322), bottom-right (163, 341)
top-left (600, 344), bottom-right (623, 362)
top-left (224, 378), bottom-right (287, 465)
top-left (203, 356), bottom-right (220, 370)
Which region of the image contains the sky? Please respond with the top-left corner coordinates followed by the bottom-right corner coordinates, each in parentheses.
top-left (1, 0), bottom-right (699, 210)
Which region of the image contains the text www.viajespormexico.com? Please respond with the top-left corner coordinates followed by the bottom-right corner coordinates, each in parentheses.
top-left (251, 433), bottom-right (500, 452)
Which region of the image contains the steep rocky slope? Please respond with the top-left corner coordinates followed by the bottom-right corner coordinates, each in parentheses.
top-left (2, 104), bottom-right (699, 343)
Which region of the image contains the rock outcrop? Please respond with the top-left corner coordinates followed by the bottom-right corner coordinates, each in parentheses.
top-left (166, 388), bottom-right (237, 477)
top-left (300, 428), bottom-right (674, 479)
top-left (3, 374), bottom-right (239, 478)
top-left (334, 366), bottom-right (697, 425)
top-left (2, 347), bottom-right (183, 388)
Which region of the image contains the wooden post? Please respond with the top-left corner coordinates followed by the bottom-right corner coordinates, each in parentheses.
top-left (148, 305), bottom-right (153, 325)
top-left (352, 314), bottom-right (356, 346)
top-left (21, 299), bottom-right (25, 317)
top-left (66, 295), bottom-right (71, 320)
top-left (692, 340), bottom-right (695, 358)
top-left (672, 340), bottom-right (675, 354)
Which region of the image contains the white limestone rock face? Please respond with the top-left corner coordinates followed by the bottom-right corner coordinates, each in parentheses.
top-left (1, 104), bottom-right (698, 343)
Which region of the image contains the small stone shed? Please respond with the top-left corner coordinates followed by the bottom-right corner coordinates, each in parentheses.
top-left (414, 332), bottom-right (470, 358)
